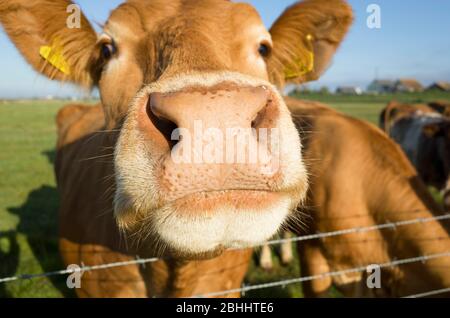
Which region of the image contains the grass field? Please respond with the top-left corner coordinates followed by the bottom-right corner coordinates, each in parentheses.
top-left (0, 92), bottom-right (449, 298)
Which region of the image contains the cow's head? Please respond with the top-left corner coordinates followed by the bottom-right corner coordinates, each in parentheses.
top-left (0, 0), bottom-right (352, 257)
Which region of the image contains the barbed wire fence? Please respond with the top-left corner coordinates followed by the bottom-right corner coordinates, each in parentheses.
top-left (1, 213), bottom-right (450, 298)
top-left (194, 251), bottom-right (450, 298)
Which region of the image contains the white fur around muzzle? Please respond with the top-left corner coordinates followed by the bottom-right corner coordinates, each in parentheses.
top-left (153, 198), bottom-right (292, 254)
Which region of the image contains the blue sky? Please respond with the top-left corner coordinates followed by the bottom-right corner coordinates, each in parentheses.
top-left (0, 0), bottom-right (449, 98)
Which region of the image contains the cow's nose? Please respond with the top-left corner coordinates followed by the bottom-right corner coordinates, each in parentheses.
top-left (145, 85), bottom-right (271, 147)
top-left (135, 82), bottom-right (284, 202)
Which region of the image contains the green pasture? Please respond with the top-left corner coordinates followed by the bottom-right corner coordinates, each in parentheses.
top-left (0, 92), bottom-right (449, 297)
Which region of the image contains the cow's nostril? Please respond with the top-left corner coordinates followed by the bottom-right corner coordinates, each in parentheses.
top-left (251, 106), bottom-right (267, 129)
top-left (251, 90), bottom-right (273, 130)
top-left (146, 97), bottom-right (179, 148)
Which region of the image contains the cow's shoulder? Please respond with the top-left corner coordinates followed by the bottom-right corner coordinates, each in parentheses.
top-left (285, 97), bottom-right (338, 117)
top-left (286, 96), bottom-right (381, 140)
top-left (286, 96), bottom-right (415, 176)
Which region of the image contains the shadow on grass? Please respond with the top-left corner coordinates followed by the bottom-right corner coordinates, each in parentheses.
top-left (6, 149), bottom-right (75, 297)
top-left (42, 149), bottom-right (56, 166)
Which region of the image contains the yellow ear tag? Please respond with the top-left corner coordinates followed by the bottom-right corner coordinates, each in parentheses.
top-left (39, 43), bottom-right (71, 75)
top-left (284, 34), bottom-right (315, 80)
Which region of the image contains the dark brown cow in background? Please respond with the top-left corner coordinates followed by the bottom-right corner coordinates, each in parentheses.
top-left (0, 0), bottom-right (353, 297)
top-left (380, 101), bottom-right (450, 211)
top-left (429, 100), bottom-right (450, 118)
top-left (379, 101), bottom-right (436, 134)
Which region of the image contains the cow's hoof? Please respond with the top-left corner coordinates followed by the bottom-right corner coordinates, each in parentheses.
top-left (260, 258), bottom-right (274, 271)
top-left (259, 244), bottom-right (274, 271)
top-left (281, 256), bottom-right (293, 266)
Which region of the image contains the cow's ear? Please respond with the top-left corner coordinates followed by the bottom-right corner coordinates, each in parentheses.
top-left (0, 0), bottom-right (97, 87)
top-left (423, 123), bottom-right (442, 138)
top-left (267, 0), bottom-right (353, 87)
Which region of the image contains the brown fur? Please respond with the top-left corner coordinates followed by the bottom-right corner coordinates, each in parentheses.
top-left (268, 0), bottom-right (353, 87)
top-left (0, 0), bottom-right (96, 85)
top-left (288, 98), bottom-right (450, 297)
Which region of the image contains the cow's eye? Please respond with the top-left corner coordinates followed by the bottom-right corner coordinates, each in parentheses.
top-left (101, 42), bottom-right (116, 60)
top-left (258, 42), bottom-right (272, 58)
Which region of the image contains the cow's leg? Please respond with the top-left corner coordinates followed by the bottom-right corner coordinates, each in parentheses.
top-left (280, 232), bottom-right (293, 265)
top-left (259, 244), bottom-right (273, 270)
top-left (297, 241), bottom-right (332, 297)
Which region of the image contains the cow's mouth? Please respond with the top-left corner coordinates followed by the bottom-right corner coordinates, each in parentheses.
top-left (165, 189), bottom-right (282, 214)
top-left (150, 188), bottom-right (294, 257)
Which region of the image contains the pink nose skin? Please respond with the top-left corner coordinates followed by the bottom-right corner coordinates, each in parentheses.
top-left (150, 85), bottom-right (269, 132)
top-left (138, 83), bottom-right (282, 205)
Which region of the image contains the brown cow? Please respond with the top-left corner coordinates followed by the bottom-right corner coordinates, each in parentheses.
top-left (0, 0), bottom-right (353, 297)
top-left (289, 99), bottom-right (450, 297)
top-left (380, 101), bottom-right (450, 211)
